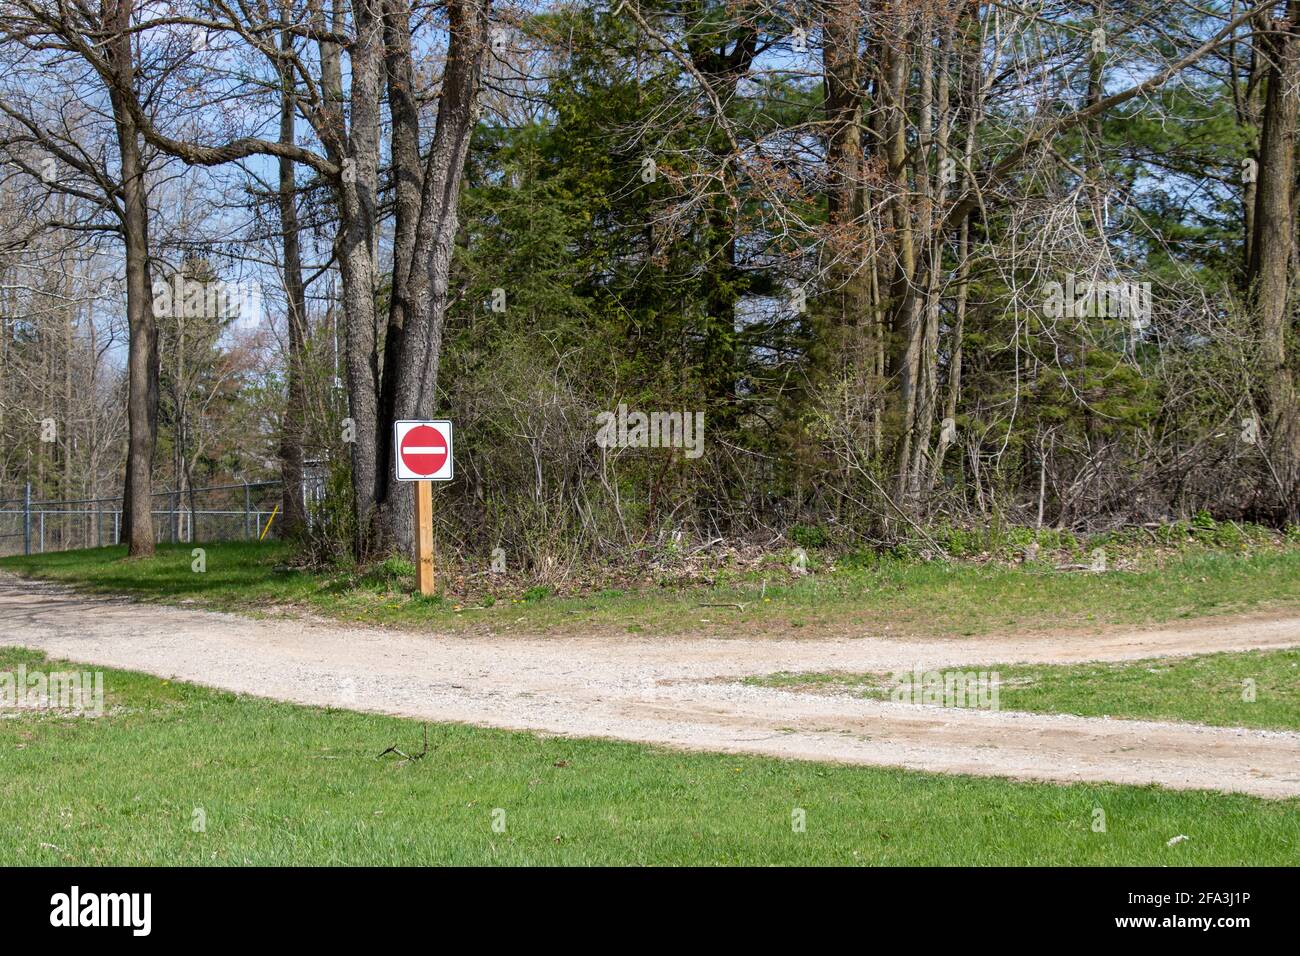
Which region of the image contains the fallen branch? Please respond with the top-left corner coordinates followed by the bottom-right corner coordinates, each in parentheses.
top-left (378, 723), bottom-right (430, 762)
top-left (688, 537), bottom-right (725, 555)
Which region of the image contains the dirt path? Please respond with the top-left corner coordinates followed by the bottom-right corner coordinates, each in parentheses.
top-left (3, 574), bottom-right (1299, 797)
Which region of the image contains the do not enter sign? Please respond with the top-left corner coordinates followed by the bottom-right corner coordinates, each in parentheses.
top-left (394, 420), bottom-right (454, 481)
top-left (400, 424), bottom-right (448, 475)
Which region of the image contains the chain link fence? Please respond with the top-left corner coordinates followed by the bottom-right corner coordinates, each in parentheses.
top-left (0, 479), bottom-right (325, 557)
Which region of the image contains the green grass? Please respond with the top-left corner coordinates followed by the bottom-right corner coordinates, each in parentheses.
top-left (746, 649), bottom-right (1300, 731)
top-left (2, 539), bottom-right (1299, 638)
top-left (1, 647), bottom-right (1295, 865)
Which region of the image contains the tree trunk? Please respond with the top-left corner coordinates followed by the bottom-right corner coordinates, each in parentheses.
top-left (107, 0), bottom-right (158, 557)
top-left (325, 0), bottom-right (384, 556)
top-left (1239, 11), bottom-right (1266, 275)
top-left (278, 13), bottom-right (309, 538)
top-left (379, 0), bottom-right (492, 553)
top-left (372, 0), bottom-right (429, 552)
top-left (819, 0), bottom-right (866, 387)
top-left (883, 23), bottom-right (920, 505)
top-left (1249, 3), bottom-right (1300, 521)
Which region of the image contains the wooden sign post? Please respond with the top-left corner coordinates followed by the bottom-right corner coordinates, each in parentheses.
top-left (393, 420), bottom-right (455, 599)
top-left (415, 479), bottom-right (435, 596)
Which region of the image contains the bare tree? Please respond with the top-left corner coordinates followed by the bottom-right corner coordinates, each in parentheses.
top-left (0, 0), bottom-right (168, 554)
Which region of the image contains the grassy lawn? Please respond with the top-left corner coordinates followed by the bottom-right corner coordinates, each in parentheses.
top-left (1, 647), bottom-right (1296, 866)
top-left (2, 538), bottom-right (1299, 638)
top-left (746, 649), bottom-right (1300, 731)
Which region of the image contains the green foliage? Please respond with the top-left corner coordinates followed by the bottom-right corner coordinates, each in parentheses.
top-left (1192, 509), bottom-right (1217, 531)
top-left (1087, 516), bottom-right (1274, 553)
top-left (789, 524), bottom-right (829, 548)
top-left (924, 524), bottom-right (1080, 559)
top-left (359, 556), bottom-right (415, 592)
top-left (302, 457), bottom-right (358, 565)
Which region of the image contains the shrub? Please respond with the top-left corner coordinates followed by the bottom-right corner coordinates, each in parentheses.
top-left (790, 524), bottom-right (830, 548)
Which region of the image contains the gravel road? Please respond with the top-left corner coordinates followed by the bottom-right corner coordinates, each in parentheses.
top-left (3, 573), bottom-right (1298, 797)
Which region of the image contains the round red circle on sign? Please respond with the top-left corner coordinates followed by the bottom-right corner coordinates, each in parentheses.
top-left (400, 424), bottom-right (448, 476)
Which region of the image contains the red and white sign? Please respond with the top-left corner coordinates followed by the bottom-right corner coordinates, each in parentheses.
top-left (394, 420), bottom-right (454, 481)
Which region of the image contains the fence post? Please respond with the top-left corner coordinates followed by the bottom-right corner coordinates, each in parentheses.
top-left (23, 483), bottom-right (31, 556)
top-left (171, 491), bottom-right (178, 544)
top-left (96, 499), bottom-right (102, 548)
top-left (244, 482), bottom-right (251, 540)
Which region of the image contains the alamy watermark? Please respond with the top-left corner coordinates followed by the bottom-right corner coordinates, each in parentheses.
top-left (595, 403), bottom-right (705, 459)
top-left (890, 668), bottom-right (1000, 710)
top-left (1, 665), bottom-right (104, 717)
top-left (151, 274), bottom-right (262, 322)
top-left (1042, 275), bottom-right (1152, 330)
top-left (50, 886), bottom-right (150, 936)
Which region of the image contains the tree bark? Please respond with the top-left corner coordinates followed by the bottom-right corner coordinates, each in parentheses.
top-left (883, 22), bottom-right (920, 505)
top-left (327, 0), bottom-right (384, 556)
top-left (372, 0), bottom-right (429, 550)
top-left (278, 11), bottom-right (309, 538)
top-left (379, 0), bottom-right (492, 552)
top-left (106, 0), bottom-right (158, 557)
top-left (820, 0), bottom-right (865, 383)
top-left (1248, 2), bottom-right (1300, 521)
